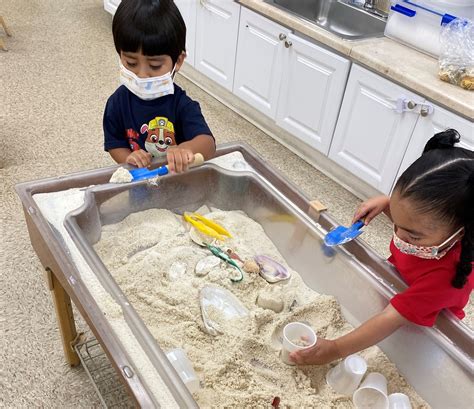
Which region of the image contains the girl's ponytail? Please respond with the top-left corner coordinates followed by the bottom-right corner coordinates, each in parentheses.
top-left (423, 129), bottom-right (461, 153)
top-left (452, 171), bottom-right (474, 289)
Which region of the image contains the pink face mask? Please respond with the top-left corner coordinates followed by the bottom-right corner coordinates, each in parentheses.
top-left (393, 227), bottom-right (463, 260)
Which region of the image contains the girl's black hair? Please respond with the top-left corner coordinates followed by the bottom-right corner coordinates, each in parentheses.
top-left (112, 0), bottom-right (186, 64)
top-left (395, 129), bottom-right (474, 289)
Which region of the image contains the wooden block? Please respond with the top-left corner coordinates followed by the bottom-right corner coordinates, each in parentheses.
top-left (309, 200), bottom-right (328, 214)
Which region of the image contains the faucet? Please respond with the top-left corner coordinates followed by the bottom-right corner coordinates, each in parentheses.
top-left (348, 0), bottom-right (387, 18)
top-left (364, 0), bottom-right (375, 9)
top-left (349, 0), bottom-right (376, 9)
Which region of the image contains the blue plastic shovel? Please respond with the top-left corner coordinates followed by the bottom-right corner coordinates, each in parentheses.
top-left (129, 153), bottom-right (204, 182)
top-left (324, 220), bottom-right (365, 247)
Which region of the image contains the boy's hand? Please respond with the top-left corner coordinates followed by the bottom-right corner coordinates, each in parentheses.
top-left (126, 150), bottom-right (152, 168)
top-left (352, 195), bottom-right (390, 225)
top-left (289, 338), bottom-right (341, 365)
top-left (167, 147), bottom-right (195, 173)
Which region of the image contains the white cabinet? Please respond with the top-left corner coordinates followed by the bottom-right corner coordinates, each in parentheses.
top-left (175, 0), bottom-right (197, 67)
top-left (329, 65), bottom-right (422, 194)
top-left (396, 104), bottom-right (474, 180)
top-left (276, 34), bottom-right (350, 155)
top-left (104, 0), bottom-right (121, 14)
top-left (233, 8), bottom-right (290, 118)
top-left (195, 0), bottom-right (240, 90)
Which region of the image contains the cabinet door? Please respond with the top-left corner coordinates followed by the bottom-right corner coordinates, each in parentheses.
top-left (195, 0), bottom-right (240, 90)
top-left (175, 0), bottom-right (197, 67)
top-left (396, 104), bottom-right (474, 181)
top-left (276, 34), bottom-right (350, 155)
top-left (329, 65), bottom-right (421, 194)
top-left (104, 0), bottom-right (121, 15)
top-left (233, 7), bottom-right (289, 119)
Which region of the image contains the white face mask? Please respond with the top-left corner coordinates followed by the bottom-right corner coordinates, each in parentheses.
top-left (119, 62), bottom-right (175, 100)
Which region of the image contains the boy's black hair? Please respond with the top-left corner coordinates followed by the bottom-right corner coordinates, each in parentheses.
top-left (112, 0), bottom-right (186, 64)
top-left (395, 129), bottom-right (474, 289)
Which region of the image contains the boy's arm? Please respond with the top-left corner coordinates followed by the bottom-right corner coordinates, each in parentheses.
top-left (179, 134), bottom-right (216, 160)
top-left (109, 148), bottom-right (132, 164)
top-left (290, 304), bottom-right (408, 365)
top-left (109, 147), bottom-right (152, 168)
top-left (167, 134), bottom-right (216, 173)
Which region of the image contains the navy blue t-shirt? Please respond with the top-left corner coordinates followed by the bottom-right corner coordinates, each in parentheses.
top-left (103, 84), bottom-right (213, 158)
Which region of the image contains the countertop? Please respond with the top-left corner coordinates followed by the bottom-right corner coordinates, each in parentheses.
top-left (238, 0), bottom-right (474, 120)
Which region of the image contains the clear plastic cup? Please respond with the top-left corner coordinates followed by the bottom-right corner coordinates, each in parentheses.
top-left (166, 348), bottom-right (200, 393)
top-left (280, 322), bottom-right (317, 365)
top-left (389, 393), bottom-right (413, 409)
top-left (353, 372), bottom-right (389, 409)
top-left (326, 354), bottom-right (368, 396)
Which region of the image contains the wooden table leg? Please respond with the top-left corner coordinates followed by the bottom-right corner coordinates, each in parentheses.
top-left (45, 268), bottom-right (81, 366)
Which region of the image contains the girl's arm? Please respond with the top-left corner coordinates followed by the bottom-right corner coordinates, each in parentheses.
top-left (352, 195), bottom-right (392, 225)
top-left (290, 304), bottom-right (408, 365)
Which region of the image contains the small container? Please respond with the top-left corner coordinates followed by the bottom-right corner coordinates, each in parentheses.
top-left (353, 372), bottom-right (389, 409)
top-left (280, 322), bottom-right (317, 365)
top-left (166, 348), bottom-right (200, 394)
top-left (389, 393), bottom-right (413, 409)
top-left (326, 354), bottom-right (368, 396)
top-left (385, 0), bottom-right (459, 57)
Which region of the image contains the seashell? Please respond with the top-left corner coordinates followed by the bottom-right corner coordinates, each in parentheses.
top-left (195, 256), bottom-right (221, 277)
top-left (168, 261), bottom-right (187, 281)
top-left (254, 255), bottom-right (290, 283)
top-left (243, 260), bottom-right (260, 274)
top-left (199, 285), bottom-right (249, 336)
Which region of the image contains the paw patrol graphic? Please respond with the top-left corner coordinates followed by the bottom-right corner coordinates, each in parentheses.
top-left (140, 116), bottom-right (176, 157)
top-left (125, 128), bottom-right (141, 151)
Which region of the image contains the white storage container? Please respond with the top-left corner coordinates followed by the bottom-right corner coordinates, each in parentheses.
top-left (420, 0), bottom-right (474, 20)
top-left (385, 0), bottom-right (465, 57)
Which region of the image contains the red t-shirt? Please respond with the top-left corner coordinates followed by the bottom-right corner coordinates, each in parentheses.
top-left (388, 241), bottom-right (473, 326)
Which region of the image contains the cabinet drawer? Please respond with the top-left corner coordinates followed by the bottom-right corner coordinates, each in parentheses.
top-left (233, 7), bottom-right (289, 118)
top-left (276, 33), bottom-right (350, 155)
top-left (329, 65), bottom-right (422, 194)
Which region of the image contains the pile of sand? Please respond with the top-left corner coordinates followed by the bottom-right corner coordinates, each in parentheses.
top-left (94, 208), bottom-right (429, 408)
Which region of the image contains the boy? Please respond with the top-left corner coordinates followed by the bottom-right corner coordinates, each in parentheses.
top-left (103, 0), bottom-right (215, 173)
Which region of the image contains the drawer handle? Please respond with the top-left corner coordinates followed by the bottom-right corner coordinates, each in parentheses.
top-left (279, 33), bottom-right (287, 41)
top-left (284, 40), bottom-right (292, 48)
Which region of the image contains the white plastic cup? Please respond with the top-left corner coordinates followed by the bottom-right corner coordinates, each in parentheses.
top-left (166, 348), bottom-right (200, 393)
top-left (353, 372), bottom-right (389, 409)
top-left (280, 322), bottom-right (317, 365)
top-left (326, 354), bottom-right (368, 396)
top-left (389, 393), bottom-right (413, 409)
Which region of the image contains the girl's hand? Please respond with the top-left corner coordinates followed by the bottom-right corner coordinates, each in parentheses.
top-left (126, 150), bottom-right (152, 168)
top-left (352, 195), bottom-right (390, 225)
top-left (167, 147), bottom-right (195, 173)
top-left (289, 338), bottom-right (341, 365)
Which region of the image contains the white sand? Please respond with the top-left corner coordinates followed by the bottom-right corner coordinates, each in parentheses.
top-left (110, 167), bottom-right (133, 183)
top-left (94, 208), bottom-right (430, 408)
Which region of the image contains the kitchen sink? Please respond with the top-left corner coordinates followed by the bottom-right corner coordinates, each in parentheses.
top-left (264, 0), bottom-right (387, 40)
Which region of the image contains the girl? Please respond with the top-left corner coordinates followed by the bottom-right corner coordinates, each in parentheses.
top-left (291, 129), bottom-right (474, 365)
